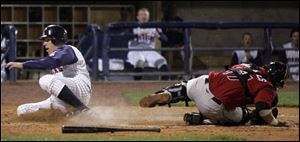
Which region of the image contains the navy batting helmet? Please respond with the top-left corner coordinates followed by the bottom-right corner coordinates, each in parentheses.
top-left (263, 61), bottom-right (288, 89)
top-left (40, 25), bottom-right (68, 44)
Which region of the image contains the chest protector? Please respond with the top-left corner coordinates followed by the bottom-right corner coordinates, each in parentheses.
top-left (225, 65), bottom-right (263, 105)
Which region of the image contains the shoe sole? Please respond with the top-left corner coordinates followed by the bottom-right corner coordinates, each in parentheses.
top-left (139, 92), bottom-right (171, 107)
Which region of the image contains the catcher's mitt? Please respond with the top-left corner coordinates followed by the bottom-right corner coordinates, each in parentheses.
top-left (183, 112), bottom-right (203, 125)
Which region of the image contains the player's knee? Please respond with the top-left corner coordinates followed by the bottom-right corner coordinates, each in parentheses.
top-left (155, 58), bottom-right (167, 69)
top-left (39, 75), bottom-right (54, 92)
top-left (239, 106), bottom-right (251, 125)
top-left (136, 60), bottom-right (145, 68)
top-left (49, 78), bottom-right (67, 96)
top-left (222, 106), bottom-right (251, 125)
top-left (159, 64), bottom-right (168, 72)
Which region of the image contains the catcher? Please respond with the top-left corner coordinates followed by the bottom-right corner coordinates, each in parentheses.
top-left (140, 61), bottom-right (290, 127)
top-left (6, 25), bottom-right (91, 117)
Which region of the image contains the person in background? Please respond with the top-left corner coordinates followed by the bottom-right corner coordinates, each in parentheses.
top-left (161, 4), bottom-right (186, 73)
top-left (231, 32), bottom-right (263, 66)
top-left (279, 28), bottom-right (299, 81)
top-left (127, 8), bottom-right (169, 80)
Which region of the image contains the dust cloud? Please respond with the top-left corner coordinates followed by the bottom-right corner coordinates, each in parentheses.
top-left (67, 106), bottom-right (186, 127)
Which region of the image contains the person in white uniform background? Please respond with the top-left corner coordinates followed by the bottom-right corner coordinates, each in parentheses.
top-left (279, 28), bottom-right (299, 81)
top-left (127, 8), bottom-right (169, 80)
top-left (6, 25), bottom-right (91, 117)
top-left (231, 32), bottom-right (263, 66)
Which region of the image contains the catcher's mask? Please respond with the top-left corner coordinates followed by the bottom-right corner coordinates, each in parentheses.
top-left (263, 61), bottom-right (288, 89)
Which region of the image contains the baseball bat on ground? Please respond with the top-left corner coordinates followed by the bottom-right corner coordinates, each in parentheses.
top-left (62, 126), bottom-right (161, 133)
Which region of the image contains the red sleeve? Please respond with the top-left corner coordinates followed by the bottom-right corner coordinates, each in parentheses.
top-left (254, 87), bottom-right (277, 108)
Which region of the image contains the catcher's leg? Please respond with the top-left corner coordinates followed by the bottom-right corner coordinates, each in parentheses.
top-left (139, 81), bottom-right (190, 107)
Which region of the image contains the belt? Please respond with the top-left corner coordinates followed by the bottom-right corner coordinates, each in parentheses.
top-left (205, 77), bottom-right (222, 105)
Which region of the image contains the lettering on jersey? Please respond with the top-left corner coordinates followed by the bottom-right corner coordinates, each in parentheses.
top-left (52, 66), bottom-right (63, 74)
top-left (239, 63), bottom-right (251, 68)
top-left (256, 74), bottom-right (267, 82)
top-left (133, 28), bottom-right (156, 44)
top-left (227, 75), bottom-right (239, 81)
top-left (226, 69), bottom-right (253, 81)
top-left (227, 75), bottom-right (253, 81)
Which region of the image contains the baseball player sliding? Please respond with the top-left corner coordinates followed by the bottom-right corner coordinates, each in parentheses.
top-left (140, 61), bottom-right (290, 127)
top-left (6, 25), bottom-right (91, 117)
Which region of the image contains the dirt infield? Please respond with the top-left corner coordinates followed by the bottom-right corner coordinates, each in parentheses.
top-left (1, 81), bottom-right (299, 141)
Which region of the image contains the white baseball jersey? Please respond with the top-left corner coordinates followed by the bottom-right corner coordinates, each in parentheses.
top-left (127, 27), bottom-right (167, 68)
top-left (234, 50), bottom-right (258, 63)
top-left (129, 27), bottom-right (157, 49)
top-left (282, 42), bottom-right (299, 81)
top-left (17, 45), bottom-right (91, 116)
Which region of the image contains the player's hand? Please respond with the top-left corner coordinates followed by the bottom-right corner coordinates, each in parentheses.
top-left (274, 121), bottom-right (290, 127)
top-left (139, 32), bottom-right (148, 36)
top-left (6, 62), bottom-right (24, 70)
top-left (155, 28), bottom-right (162, 38)
top-left (245, 51), bottom-right (252, 60)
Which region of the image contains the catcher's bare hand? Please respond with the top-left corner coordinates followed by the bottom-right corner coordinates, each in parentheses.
top-left (6, 62), bottom-right (24, 70)
top-left (274, 121), bottom-right (290, 127)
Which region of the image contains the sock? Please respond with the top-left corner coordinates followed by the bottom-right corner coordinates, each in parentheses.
top-left (57, 85), bottom-right (89, 111)
top-left (134, 67), bottom-right (143, 80)
top-left (159, 65), bottom-right (170, 80)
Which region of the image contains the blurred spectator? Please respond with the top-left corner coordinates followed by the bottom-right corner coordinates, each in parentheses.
top-left (127, 8), bottom-right (169, 80)
top-left (119, 7), bottom-right (134, 22)
top-left (161, 4), bottom-right (186, 71)
top-left (279, 28), bottom-right (299, 81)
top-left (114, 7), bottom-right (135, 35)
top-left (231, 32), bottom-right (263, 66)
top-left (161, 4), bottom-right (184, 47)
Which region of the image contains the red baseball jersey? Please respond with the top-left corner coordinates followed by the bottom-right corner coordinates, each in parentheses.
top-left (208, 63), bottom-right (277, 109)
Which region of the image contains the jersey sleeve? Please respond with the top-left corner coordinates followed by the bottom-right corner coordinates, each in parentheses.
top-left (157, 28), bottom-right (168, 42)
top-left (23, 46), bottom-right (78, 70)
top-left (254, 87), bottom-right (277, 110)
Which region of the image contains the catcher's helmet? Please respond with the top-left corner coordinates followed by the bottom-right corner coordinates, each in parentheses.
top-left (263, 61), bottom-right (288, 89)
top-left (40, 25), bottom-right (68, 44)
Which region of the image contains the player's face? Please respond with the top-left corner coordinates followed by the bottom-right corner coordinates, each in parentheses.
top-left (137, 10), bottom-right (149, 23)
top-left (242, 34), bottom-right (253, 48)
top-left (291, 31), bottom-right (299, 48)
top-left (43, 38), bottom-right (57, 55)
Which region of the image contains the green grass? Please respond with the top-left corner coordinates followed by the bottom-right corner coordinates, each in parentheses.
top-left (277, 92), bottom-right (299, 107)
top-left (1, 135), bottom-right (248, 141)
top-left (123, 91), bottom-right (196, 107)
top-left (123, 91), bottom-right (299, 107)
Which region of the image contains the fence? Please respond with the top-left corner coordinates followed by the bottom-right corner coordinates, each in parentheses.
top-left (1, 25), bottom-right (17, 82)
top-left (89, 21), bottom-right (298, 80)
top-left (3, 22), bottom-right (299, 81)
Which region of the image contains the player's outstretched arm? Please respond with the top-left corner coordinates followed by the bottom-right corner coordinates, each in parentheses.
top-left (259, 109), bottom-right (290, 127)
top-left (6, 62), bottom-right (24, 70)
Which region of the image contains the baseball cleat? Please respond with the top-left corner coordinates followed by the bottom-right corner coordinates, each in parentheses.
top-left (17, 104), bottom-right (40, 117)
top-left (139, 90), bottom-right (171, 107)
